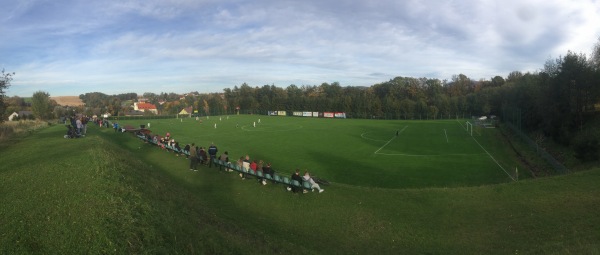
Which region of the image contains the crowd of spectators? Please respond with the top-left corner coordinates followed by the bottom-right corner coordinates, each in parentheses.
top-left (63, 115), bottom-right (91, 138)
top-left (130, 125), bottom-right (325, 194)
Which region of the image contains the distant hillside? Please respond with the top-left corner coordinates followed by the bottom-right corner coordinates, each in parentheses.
top-left (51, 96), bottom-right (84, 106)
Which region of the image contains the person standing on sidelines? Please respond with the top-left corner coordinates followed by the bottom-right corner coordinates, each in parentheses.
top-left (189, 143), bottom-right (198, 171)
top-left (208, 143), bottom-right (218, 168)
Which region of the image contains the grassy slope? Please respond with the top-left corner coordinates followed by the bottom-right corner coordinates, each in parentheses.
top-left (1, 124), bottom-right (599, 254)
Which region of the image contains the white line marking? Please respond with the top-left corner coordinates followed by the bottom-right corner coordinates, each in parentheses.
top-left (374, 126), bottom-right (407, 154)
top-left (457, 120), bottom-right (515, 181)
top-left (360, 132), bottom-right (387, 142)
top-left (471, 137), bottom-right (515, 181)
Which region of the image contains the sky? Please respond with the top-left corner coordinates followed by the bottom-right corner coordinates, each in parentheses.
top-left (1, 0), bottom-right (599, 97)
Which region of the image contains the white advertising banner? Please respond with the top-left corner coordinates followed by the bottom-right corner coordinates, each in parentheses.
top-left (334, 112), bottom-right (346, 118)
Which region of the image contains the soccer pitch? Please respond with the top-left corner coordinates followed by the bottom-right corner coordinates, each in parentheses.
top-left (118, 115), bottom-right (517, 189)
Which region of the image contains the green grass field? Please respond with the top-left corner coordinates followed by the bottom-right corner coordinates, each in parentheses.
top-left (116, 115), bottom-right (520, 188)
top-left (1, 118), bottom-right (598, 254)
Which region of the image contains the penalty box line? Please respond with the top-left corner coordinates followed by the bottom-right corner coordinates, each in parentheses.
top-left (374, 126), bottom-right (408, 154)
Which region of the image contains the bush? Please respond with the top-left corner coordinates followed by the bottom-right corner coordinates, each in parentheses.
top-left (0, 125), bottom-right (15, 141)
top-left (0, 120), bottom-right (48, 142)
top-left (573, 131), bottom-right (600, 162)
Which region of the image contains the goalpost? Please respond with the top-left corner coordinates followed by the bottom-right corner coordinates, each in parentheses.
top-left (466, 121), bottom-right (473, 136)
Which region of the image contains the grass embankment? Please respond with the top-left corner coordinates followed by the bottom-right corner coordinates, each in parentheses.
top-left (1, 124), bottom-right (599, 254)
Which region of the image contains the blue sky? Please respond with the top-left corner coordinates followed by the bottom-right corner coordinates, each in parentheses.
top-left (2, 0), bottom-right (599, 97)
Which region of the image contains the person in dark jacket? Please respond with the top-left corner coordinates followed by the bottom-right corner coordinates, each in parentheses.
top-left (184, 144), bottom-right (191, 159)
top-left (291, 169), bottom-right (304, 193)
top-left (208, 143), bottom-right (218, 168)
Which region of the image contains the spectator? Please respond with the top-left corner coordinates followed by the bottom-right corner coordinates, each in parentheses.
top-left (189, 143), bottom-right (198, 171)
top-left (262, 162), bottom-right (274, 184)
top-left (219, 151), bottom-right (231, 171)
top-left (166, 139), bottom-right (173, 152)
top-left (184, 144), bottom-right (191, 159)
top-left (70, 116), bottom-right (76, 129)
top-left (257, 160), bottom-right (264, 173)
top-left (174, 141), bottom-right (182, 157)
top-left (303, 171), bottom-right (324, 193)
top-left (238, 156), bottom-right (246, 179)
top-left (208, 143), bottom-right (218, 168)
top-left (256, 160), bottom-right (265, 185)
top-left (199, 147), bottom-right (208, 165)
top-left (249, 160), bottom-right (258, 175)
top-left (291, 169), bottom-right (303, 193)
top-left (158, 137), bottom-right (166, 150)
top-left (241, 155), bottom-right (251, 179)
top-left (82, 116), bottom-right (88, 134)
top-left (75, 118), bottom-right (83, 135)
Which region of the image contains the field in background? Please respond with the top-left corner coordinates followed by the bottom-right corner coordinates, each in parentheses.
top-left (50, 96), bottom-right (84, 106)
top-left (117, 115), bottom-right (523, 188)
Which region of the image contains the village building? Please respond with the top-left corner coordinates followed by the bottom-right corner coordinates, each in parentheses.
top-left (133, 102), bottom-right (158, 115)
top-left (178, 107), bottom-right (193, 117)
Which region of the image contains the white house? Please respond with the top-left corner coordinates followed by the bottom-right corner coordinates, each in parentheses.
top-left (8, 112), bottom-right (18, 121)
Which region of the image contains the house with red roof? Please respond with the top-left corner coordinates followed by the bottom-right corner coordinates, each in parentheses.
top-left (134, 102), bottom-right (158, 114)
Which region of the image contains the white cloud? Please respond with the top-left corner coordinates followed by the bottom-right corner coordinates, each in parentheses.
top-left (2, 0), bottom-right (600, 97)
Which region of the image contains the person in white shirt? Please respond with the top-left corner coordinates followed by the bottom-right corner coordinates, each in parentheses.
top-left (303, 171), bottom-right (324, 193)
